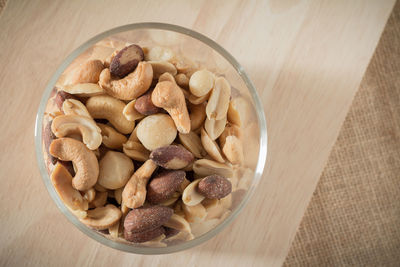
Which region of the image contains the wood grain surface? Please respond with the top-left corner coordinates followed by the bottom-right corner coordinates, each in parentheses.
top-left (0, 0), bottom-right (394, 266)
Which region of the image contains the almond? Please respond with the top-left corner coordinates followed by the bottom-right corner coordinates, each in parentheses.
top-left (147, 170), bottom-right (185, 204)
top-left (124, 226), bottom-right (165, 243)
top-left (54, 91), bottom-right (75, 110)
top-left (197, 175), bottom-right (232, 199)
top-left (124, 206), bottom-right (173, 233)
top-left (43, 120), bottom-right (57, 165)
top-left (110, 44), bottom-right (144, 78)
top-left (150, 145), bottom-right (194, 169)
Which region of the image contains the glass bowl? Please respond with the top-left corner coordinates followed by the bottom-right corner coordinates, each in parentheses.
top-left (34, 23), bottom-right (267, 254)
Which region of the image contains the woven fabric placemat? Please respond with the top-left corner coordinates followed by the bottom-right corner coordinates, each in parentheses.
top-left (284, 2), bottom-right (400, 266)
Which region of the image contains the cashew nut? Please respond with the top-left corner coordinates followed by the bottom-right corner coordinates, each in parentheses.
top-left (99, 61), bottom-right (153, 100)
top-left (98, 151), bottom-right (134, 189)
top-left (50, 163), bottom-right (88, 212)
top-left (200, 127), bottom-right (225, 163)
top-left (123, 99), bottom-right (145, 122)
top-left (152, 81), bottom-right (191, 134)
top-left (60, 83), bottom-right (105, 97)
top-left (159, 72), bottom-right (191, 100)
top-left (86, 95), bottom-right (135, 134)
top-left (122, 159), bottom-right (157, 209)
top-left (62, 99), bottom-right (92, 118)
top-left (49, 137), bottom-right (99, 191)
top-left (80, 204), bottom-right (122, 230)
top-left (89, 191), bottom-right (108, 208)
top-left (83, 188), bottom-right (96, 202)
top-left (182, 179), bottom-right (205, 206)
top-left (51, 115), bottom-right (102, 150)
top-left (64, 59), bottom-right (104, 85)
top-left (97, 123), bottom-right (127, 149)
top-left (148, 61), bottom-right (177, 79)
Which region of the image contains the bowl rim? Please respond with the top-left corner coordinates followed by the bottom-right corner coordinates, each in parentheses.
top-left (34, 22), bottom-right (268, 254)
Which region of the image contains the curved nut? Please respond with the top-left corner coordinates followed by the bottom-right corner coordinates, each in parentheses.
top-left (150, 145), bottom-right (194, 169)
top-left (98, 151), bottom-right (134, 189)
top-left (136, 114), bottom-right (177, 151)
top-left (204, 116), bottom-right (227, 140)
top-left (83, 188), bottom-right (96, 202)
top-left (124, 205), bottom-right (173, 233)
top-left (94, 183), bottom-right (107, 192)
top-left (175, 73), bottom-right (189, 89)
top-left (193, 159), bottom-right (233, 178)
top-left (97, 123), bottom-right (127, 149)
top-left (49, 138), bottom-right (99, 191)
top-left (148, 61), bottom-right (177, 79)
top-left (189, 70), bottom-right (214, 97)
top-left (206, 77), bottom-right (231, 120)
top-left (152, 81), bottom-right (190, 134)
top-left (178, 132), bottom-right (206, 158)
top-left (163, 214), bottom-right (191, 233)
top-left (122, 159), bottom-right (157, 209)
top-left (189, 103), bottom-right (206, 131)
top-left (64, 59), bottom-right (104, 85)
top-left (182, 202), bottom-right (207, 223)
top-left (62, 99), bottom-right (92, 118)
top-left (55, 91), bottom-right (75, 110)
top-left (182, 179), bottom-right (205, 206)
top-left (219, 123), bottom-right (242, 148)
top-left (124, 226), bottom-right (165, 243)
top-left (108, 219), bottom-right (120, 238)
top-left (60, 83), bottom-right (105, 97)
top-left (80, 204), bottom-right (122, 230)
top-left (86, 95), bottom-right (135, 134)
top-left (201, 127), bottom-right (224, 163)
top-left (197, 175), bottom-right (232, 199)
top-left (43, 120), bottom-right (57, 165)
top-left (123, 99), bottom-right (145, 121)
top-left (89, 191), bottom-right (108, 208)
top-left (188, 92), bottom-right (210, 105)
top-left (159, 72), bottom-right (191, 100)
top-left (222, 136), bottom-right (244, 165)
top-left (51, 163), bottom-right (88, 211)
top-left (134, 90), bottom-right (161, 115)
top-left (123, 140), bottom-right (150, 162)
top-left (110, 44), bottom-right (144, 78)
top-left (114, 187), bottom-right (123, 205)
top-left (146, 170), bottom-right (185, 204)
top-left (51, 115), bottom-right (102, 150)
top-left (99, 61), bottom-right (153, 100)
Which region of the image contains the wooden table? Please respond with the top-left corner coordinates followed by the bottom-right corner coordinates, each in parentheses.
top-left (0, 0), bottom-right (395, 266)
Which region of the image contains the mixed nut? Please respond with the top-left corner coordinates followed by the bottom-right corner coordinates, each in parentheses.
top-left (43, 39), bottom-right (254, 246)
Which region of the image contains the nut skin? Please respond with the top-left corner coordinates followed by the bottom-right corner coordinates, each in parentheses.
top-left (124, 226), bottom-right (165, 243)
top-left (147, 170), bottom-right (185, 204)
top-left (55, 91), bottom-right (75, 110)
top-left (124, 206), bottom-right (173, 233)
top-left (197, 175), bottom-right (232, 199)
top-left (110, 44), bottom-right (144, 78)
top-left (164, 226), bottom-right (179, 238)
top-left (134, 90), bottom-right (161, 115)
top-left (43, 120), bottom-right (57, 165)
top-left (150, 145), bottom-right (194, 169)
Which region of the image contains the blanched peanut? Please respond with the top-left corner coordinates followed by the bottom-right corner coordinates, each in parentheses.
top-left (204, 116), bottom-right (227, 140)
top-left (222, 136), bottom-right (244, 165)
top-left (123, 140), bottom-right (150, 162)
top-left (189, 70), bottom-right (214, 97)
top-left (175, 73), bottom-right (189, 89)
top-left (178, 132), bottom-right (206, 159)
top-left (206, 77), bottom-right (231, 120)
top-left (201, 128), bottom-right (224, 163)
top-left (193, 159), bottom-right (233, 178)
top-left (189, 103), bottom-right (206, 131)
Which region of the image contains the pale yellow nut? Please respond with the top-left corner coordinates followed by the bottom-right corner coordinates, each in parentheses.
top-left (189, 103), bottom-right (206, 131)
top-left (60, 83), bottom-right (105, 98)
top-left (159, 194), bottom-right (179, 207)
top-left (122, 140), bottom-right (150, 162)
top-left (202, 199), bottom-right (226, 220)
top-left (188, 92), bottom-right (210, 105)
top-left (189, 69), bottom-right (214, 97)
top-left (178, 132), bottom-right (206, 158)
top-left (89, 191), bottom-right (108, 208)
top-left (219, 123), bottom-right (242, 148)
top-left (201, 127), bottom-right (225, 163)
top-left (163, 214), bottom-right (191, 233)
top-left (148, 61), bottom-right (177, 79)
top-left (123, 99), bottom-right (145, 122)
top-left (145, 46), bottom-right (175, 62)
top-left (49, 138), bottom-right (99, 191)
top-left (206, 77), bottom-right (231, 120)
top-left (182, 202), bottom-right (207, 223)
top-left (222, 136), bottom-right (244, 165)
top-left (97, 123), bottom-right (127, 149)
top-left (193, 159), bottom-right (233, 178)
top-left (175, 73), bottom-right (189, 89)
top-left (152, 81), bottom-right (191, 134)
top-left (128, 126), bottom-right (139, 142)
top-left (114, 187), bottom-right (123, 205)
top-left (136, 114), bottom-right (177, 151)
top-left (99, 61), bottom-right (153, 101)
top-left (51, 163), bottom-right (88, 212)
top-left (86, 95), bottom-right (135, 134)
top-left (83, 188), bottom-right (96, 203)
top-left (62, 99), bottom-right (92, 118)
top-left (94, 183), bottom-right (107, 192)
top-left (178, 178), bottom-right (191, 193)
top-left (64, 59), bottom-right (104, 85)
top-left (51, 114), bottom-right (102, 150)
top-left (80, 204), bottom-right (122, 230)
top-left (98, 151), bottom-right (134, 190)
top-left (182, 179), bottom-right (205, 206)
top-left (108, 220), bottom-right (120, 238)
top-left (122, 159), bottom-right (157, 209)
top-left (237, 168), bottom-right (253, 190)
top-left (159, 72), bottom-right (191, 100)
top-left (190, 218), bottom-right (219, 236)
top-left (204, 116), bottom-right (227, 140)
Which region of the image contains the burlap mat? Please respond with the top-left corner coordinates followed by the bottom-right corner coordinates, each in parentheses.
top-left (284, 2), bottom-right (400, 266)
